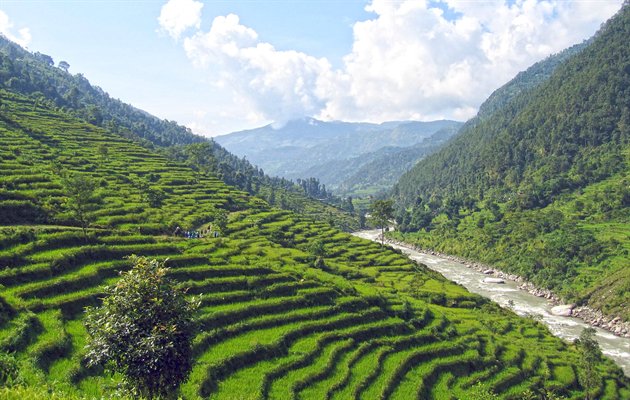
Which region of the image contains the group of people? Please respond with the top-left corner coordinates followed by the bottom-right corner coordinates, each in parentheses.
top-left (173, 226), bottom-right (220, 239)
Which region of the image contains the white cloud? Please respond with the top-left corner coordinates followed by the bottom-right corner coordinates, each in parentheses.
top-left (0, 10), bottom-right (31, 47)
top-left (327, 0), bottom-right (623, 122)
top-left (183, 13), bottom-right (335, 126)
top-left (170, 0), bottom-right (624, 129)
top-left (158, 0), bottom-right (203, 40)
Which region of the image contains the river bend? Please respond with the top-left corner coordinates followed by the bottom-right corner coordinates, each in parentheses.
top-left (353, 230), bottom-right (630, 375)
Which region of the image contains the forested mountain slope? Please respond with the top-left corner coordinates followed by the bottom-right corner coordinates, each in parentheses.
top-left (392, 5), bottom-right (629, 321)
top-left (1, 89), bottom-right (628, 398)
top-left (0, 36), bottom-right (357, 229)
top-left (333, 125), bottom-right (462, 196)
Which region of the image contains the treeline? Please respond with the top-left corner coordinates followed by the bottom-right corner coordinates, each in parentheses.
top-left (0, 38), bottom-right (203, 147)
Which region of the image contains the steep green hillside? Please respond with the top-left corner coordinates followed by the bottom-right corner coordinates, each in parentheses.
top-left (1, 91), bottom-right (628, 398)
top-left (0, 37), bottom-right (358, 231)
top-left (392, 5), bottom-right (629, 320)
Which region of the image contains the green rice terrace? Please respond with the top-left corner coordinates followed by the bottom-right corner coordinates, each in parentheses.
top-left (0, 90), bottom-right (628, 399)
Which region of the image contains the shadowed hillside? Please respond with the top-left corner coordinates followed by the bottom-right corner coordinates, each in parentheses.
top-left (215, 118), bottom-right (462, 196)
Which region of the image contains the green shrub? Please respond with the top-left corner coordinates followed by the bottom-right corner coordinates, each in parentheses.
top-left (0, 351), bottom-right (21, 386)
top-left (84, 256), bottom-right (200, 399)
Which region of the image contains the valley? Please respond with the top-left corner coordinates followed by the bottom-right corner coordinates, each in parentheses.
top-left (0, 1), bottom-right (628, 399)
top-left (1, 83), bottom-right (627, 399)
top-left (354, 230), bottom-right (630, 376)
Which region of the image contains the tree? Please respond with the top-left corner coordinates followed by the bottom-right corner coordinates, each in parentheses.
top-left (344, 196), bottom-right (355, 213)
top-left (268, 188), bottom-right (276, 205)
top-left (86, 104), bottom-right (103, 125)
top-left (145, 186), bottom-right (166, 208)
top-left (34, 52), bottom-right (53, 66)
top-left (369, 199), bottom-right (394, 245)
top-left (58, 60), bottom-right (70, 72)
top-left (189, 142), bottom-right (217, 174)
top-left (409, 205), bottom-right (433, 231)
top-left (213, 210), bottom-right (228, 234)
top-left (97, 143), bottom-right (109, 161)
top-left (575, 327), bottom-right (601, 400)
top-left (308, 239), bottom-right (327, 268)
top-left (84, 256), bottom-right (200, 399)
top-left (358, 211), bottom-right (367, 229)
top-left (136, 180), bottom-right (166, 208)
top-left (61, 173), bottom-right (101, 240)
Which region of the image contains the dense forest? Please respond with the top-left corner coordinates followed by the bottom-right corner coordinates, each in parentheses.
top-left (334, 124), bottom-right (462, 196)
top-left (391, 4), bottom-right (629, 321)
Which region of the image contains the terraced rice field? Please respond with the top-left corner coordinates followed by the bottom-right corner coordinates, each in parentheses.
top-left (0, 90), bottom-right (628, 399)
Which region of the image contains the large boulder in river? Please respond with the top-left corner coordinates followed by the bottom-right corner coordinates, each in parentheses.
top-left (483, 277), bottom-right (505, 284)
top-left (551, 304), bottom-right (575, 317)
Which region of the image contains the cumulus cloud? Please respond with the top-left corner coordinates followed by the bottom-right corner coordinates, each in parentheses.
top-left (158, 0), bottom-right (204, 40)
top-left (183, 13), bottom-right (336, 126)
top-left (327, 0), bottom-right (622, 122)
top-left (170, 0), bottom-right (623, 128)
top-left (0, 10), bottom-right (31, 47)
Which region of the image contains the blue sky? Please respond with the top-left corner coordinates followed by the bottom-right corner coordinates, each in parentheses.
top-left (0, 0), bottom-right (624, 136)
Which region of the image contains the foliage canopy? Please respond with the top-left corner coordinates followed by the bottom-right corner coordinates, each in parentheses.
top-left (60, 173), bottom-right (101, 239)
top-left (369, 199), bottom-right (394, 244)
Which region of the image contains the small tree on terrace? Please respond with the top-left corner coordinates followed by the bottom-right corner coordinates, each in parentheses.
top-left (61, 173), bottom-right (101, 240)
top-left (84, 256), bottom-right (200, 399)
top-left (309, 238), bottom-right (327, 269)
top-left (575, 327), bottom-right (601, 400)
top-left (213, 209), bottom-right (228, 234)
top-left (369, 199), bottom-right (394, 245)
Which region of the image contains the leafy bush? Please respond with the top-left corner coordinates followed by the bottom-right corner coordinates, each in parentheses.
top-left (84, 256), bottom-right (200, 399)
top-left (0, 351), bottom-right (21, 386)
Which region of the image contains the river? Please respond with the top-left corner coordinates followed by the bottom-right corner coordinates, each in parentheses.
top-left (353, 230), bottom-right (630, 376)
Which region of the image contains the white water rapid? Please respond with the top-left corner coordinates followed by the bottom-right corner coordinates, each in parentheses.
top-left (353, 230), bottom-right (630, 375)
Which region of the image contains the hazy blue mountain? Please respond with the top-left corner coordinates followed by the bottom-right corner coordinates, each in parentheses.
top-left (297, 124), bottom-right (461, 196)
top-left (335, 124), bottom-right (462, 195)
top-left (215, 118), bottom-right (461, 192)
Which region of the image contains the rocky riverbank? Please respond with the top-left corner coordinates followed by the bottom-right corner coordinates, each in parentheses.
top-left (383, 236), bottom-right (630, 339)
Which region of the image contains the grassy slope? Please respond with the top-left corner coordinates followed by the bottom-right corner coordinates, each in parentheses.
top-left (0, 90), bottom-right (628, 399)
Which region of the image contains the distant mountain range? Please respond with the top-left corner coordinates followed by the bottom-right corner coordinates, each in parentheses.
top-left (215, 118), bottom-right (462, 196)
